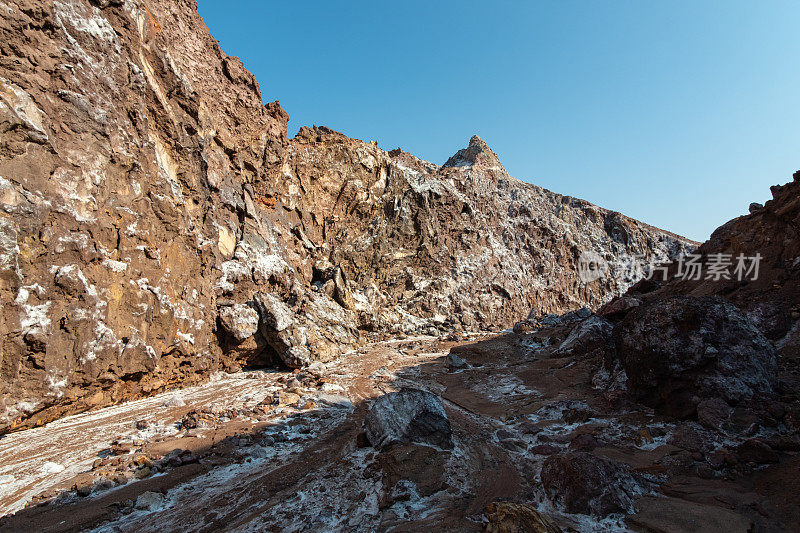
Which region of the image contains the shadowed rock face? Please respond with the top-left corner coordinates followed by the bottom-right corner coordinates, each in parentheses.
top-left (615, 296), bottom-right (777, 418)
top-left (0, 0), bottom-right (694, 431)
top-left (541, 452), bottom-right (649, 516)
top-left (609, 173), bottom-right (800, 354)
top-left (682, 177), bottom-right (800, 346)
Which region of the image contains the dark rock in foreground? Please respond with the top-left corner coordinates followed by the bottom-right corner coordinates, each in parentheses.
top-left (628, 496), bottom-right (753, 532)
top-left (485, 501), bottom-right (563, 533)
top-left (736, 438), bottom-right (779, 464)
top-left (541, 452), bottom-right (648, 517)
top-left (614, 296), bottom-right (777, 418)
top-left (364, 388), bottom-right (453, 450)
top-left (446, 352), bottom-right (470, 371)
top-left (551, 314), bottom-right (612, 358)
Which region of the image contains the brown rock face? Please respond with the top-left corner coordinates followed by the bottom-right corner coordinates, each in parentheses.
top-left (639, 173), bottom-right (800, 351)
top-left (541, 452), bottom-right (649, 517)
top-left (0, 0), bottom-right (315, 431)
top-left (0, 0), bottom-right (693, 431)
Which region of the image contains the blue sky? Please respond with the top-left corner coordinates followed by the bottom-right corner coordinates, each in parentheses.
top-left (196, 1), bottom-right (799, 242)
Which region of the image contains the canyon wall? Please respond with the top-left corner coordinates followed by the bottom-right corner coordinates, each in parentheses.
top-left (0, 0), bottom-right (694, 431)
top-left (630, 173), bottom-right (800, 356)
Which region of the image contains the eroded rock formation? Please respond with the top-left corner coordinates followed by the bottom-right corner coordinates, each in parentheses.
top-left (606, 172), bottom-right (800, 353)
top-left (0, 0), bottom-right (694, 432)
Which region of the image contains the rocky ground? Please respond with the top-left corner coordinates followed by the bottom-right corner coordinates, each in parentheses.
top-left (1, 308), bottom-right (797, 532)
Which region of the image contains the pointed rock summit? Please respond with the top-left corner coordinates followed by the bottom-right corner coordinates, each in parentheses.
top-left (443, 135), bottom-right (505, 170)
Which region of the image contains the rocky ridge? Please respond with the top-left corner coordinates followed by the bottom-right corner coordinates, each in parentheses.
top-left (645, 173), bottom-right (800, 356)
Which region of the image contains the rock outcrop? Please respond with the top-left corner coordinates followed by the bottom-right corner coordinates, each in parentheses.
top-left (551, 314), bottom-right (612, 358)
top-left (285, 129), bottom-right (695, 334)
top-left (614, 296), bottom-right (777, 418)
top-left (541, 452), bottom-right (649, 517)
top-left (0, 0), bottom-right (694, 432)
top-left (612, 173), bottom-right (800, 354)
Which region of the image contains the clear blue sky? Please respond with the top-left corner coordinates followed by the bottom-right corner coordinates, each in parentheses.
top-left (196, 1), bottom-right (799, 242)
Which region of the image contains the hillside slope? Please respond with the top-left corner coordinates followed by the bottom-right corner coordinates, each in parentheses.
top-left (0, 0), bottom-right (694, 431)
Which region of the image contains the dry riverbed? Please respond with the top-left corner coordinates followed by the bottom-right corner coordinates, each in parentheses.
top-left (0, 332), bottom-right (797, 532)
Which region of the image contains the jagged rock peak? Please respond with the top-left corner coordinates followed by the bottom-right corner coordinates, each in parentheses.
top-left (443, 135), bottom-right (504, 170)
top-left (293, 125), bottom-right (351, 143)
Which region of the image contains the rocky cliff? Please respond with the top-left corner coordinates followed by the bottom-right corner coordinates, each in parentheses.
top-left (0, 0), bottom-right (694, 432)
top-left (282, 129), bottom-right (694, 334)
top-left (667, 175), bottom-right (800, 356)
top-left (605, 173), bottom-right (800, 358)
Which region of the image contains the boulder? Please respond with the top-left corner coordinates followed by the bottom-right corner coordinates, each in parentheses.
top-left (254, 293), bottom-right (293, 332)
top-left (218, 304), bottom-right (259, 342)
top-left (696, 397), bottom-right (733, 430)
top-left (569, 433), bottom-right (601, 452)
top-left (135, 491), bottom-right (165, 511)
top-left (364, 388), bottom-right (453, 450)
top-left (540, 314), bottom-right (561, 327)
top-left (513, 320), bottom-right (537, 334)
top-left (736, 438), bottom-right (779, 464)
top-left (530, 444), bottom-right (561, 456)
top-left (312, 262), bottom-right (355, 310)
top-left (614, 296), bottom-right (777, 418)
top-left (598, 296), bottom-right (641, 319)
top-left (550, 315), bottom-right (612, 358)
top-left (253, 292), bottom-right (353, 368)
top-left (514, 308), bottom-right (593, 336)
top-left (541, 452), bottom-right (648, 516)
top-left (446, 352), bottom-right (470, 370)
top-left (667, 423), bottom-right (706, 453)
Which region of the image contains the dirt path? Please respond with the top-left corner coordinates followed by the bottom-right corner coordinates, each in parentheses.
top-left (0, 336), bottom-right (455, 531)
top-left (1, 333), bottom-right (797, 532)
